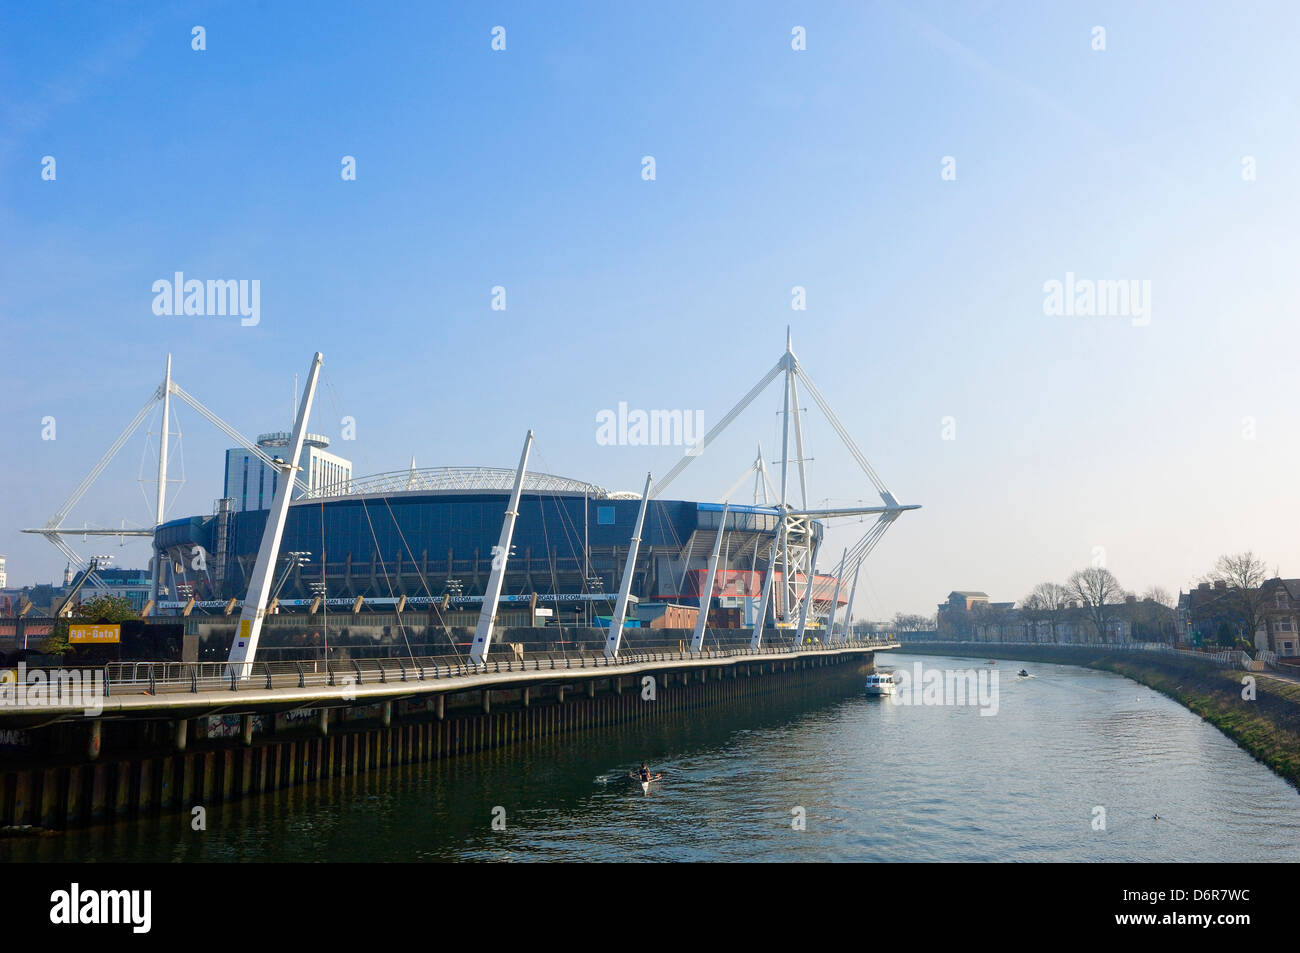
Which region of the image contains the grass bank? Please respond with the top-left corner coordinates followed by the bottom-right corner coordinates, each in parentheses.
top-left (895, 642), bottom-right (1300, 788)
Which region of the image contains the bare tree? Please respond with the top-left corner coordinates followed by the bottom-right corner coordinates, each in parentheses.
top-left (891, 612), bottom-right (933, 632)
top-left (1143, 586), bottom-right (1173, 608)
top-left (1031, 582), bottom-right (1070, 643)
top-left (1131, 587), bottom-right (1176, 642)
top-left (1210, 552), bottom-right (1270, 650)
top-left (1067, 567), bottom-right (1125, 643)
top-left (1020, 591), bottom-right (1049, 643)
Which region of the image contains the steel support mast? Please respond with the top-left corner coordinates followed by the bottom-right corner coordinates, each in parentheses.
top-left (603, 472), bottom-right (653, 659)
top-left (226, 352), bottom-right (323, 677)
top-left (470, 430), bottom-right (533, 667)
top-left (690, 501), bottom-right (729, 654)
top-left (150, 354), bottom-right (172, 605)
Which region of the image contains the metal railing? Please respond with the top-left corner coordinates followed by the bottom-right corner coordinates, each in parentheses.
top-left (93, 638), bottom-right (895, 697)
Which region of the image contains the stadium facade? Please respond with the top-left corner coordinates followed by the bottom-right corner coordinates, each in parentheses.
top-left (154, 465), bottom-right (841, 627)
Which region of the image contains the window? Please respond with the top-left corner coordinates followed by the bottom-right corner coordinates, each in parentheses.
top-left (597, 506), bottom-right (615, 525)
top-left (1277, 592), bottom-right (1288, 609)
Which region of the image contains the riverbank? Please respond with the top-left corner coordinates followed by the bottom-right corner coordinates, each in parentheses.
top-left (896, 642), bottom-right (1300, 788)
top-left (0, 650), bottom-right (872, 832)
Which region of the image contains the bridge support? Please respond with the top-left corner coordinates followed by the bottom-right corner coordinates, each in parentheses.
top-left (690, 501), bottom-right (729, 654)
top-left (837, 559), bottom-right (862, 643)
top-left (241, 714), bottom-right (254, 746)
top-left (750, 525), bottom-right (780, 651)
top-left (150, 354), bottom-right (172, 606)
top-left (227, 351), bottom-right (323, 677)
top-left (318, 709), bottom-right (329, 736)
top-left (794, 535), bottom-right (822, 646)
top-left (825, 547), bottom-right (847, 644)
top-left (470, 430), bottom-right (533, 667)
top-left (173, 718), bottom-right (187, 753)
top-left (604, 472), bottom-right (652, 659)
top-left (87, 721), bottom-right (102, 760)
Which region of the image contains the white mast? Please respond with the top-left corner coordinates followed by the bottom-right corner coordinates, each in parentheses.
top-left (150, 354), bottom-right (172, 604)
top-left (825, 547), bottom-right (847, 643)
top-left (470, 430), bottom-right (533, 666)
top-left (793, 534), bottom-right (822, 646)
top-left (839, 558), bottom-right (862, 643)
top-left (750, 521), bottom-right (780, 651)
top-left (690, 501), bottom-right (729, 654)
top-left (603, 472), bottom-right (652, 659)
top-left (227, 351), bottom-right (323, 677)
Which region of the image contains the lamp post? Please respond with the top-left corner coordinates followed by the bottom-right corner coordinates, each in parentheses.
top-left (586, 574), bottom-right (606, 628)
top-left (309, 580), bottom-right (327, 662)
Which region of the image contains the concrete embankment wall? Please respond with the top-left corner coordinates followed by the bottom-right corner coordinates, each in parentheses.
top-left (0, 652), bottom-right (870, 832)
top-left (896, 642), bottom-right (1300, 787)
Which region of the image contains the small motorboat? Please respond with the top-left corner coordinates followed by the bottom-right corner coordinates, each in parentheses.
top-left (865, 671), bottom-right (896, 696)
top-left (1017, 669), bottom-right (1029, 678)
top-left (985, 660), bottom-right (997, 665)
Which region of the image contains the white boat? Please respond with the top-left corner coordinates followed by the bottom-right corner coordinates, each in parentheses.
top-left (865, 671), bottom-right (896, 696)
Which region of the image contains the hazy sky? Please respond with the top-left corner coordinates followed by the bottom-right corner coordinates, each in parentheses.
top-left (3, 2), bottom-right (1299, 620)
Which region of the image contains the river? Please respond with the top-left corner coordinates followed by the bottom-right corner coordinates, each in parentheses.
top-left (4, 652), bottom-right (1299, 862)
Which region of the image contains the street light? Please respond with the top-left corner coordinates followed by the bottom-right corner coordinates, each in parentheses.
top-left (309, 580), bottom-right (328, 660)
top-left (270, 551), bottom-right (312, 608)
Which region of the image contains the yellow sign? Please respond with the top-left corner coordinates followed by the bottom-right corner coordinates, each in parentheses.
top-left (69, 623), bottom-right (121, 644)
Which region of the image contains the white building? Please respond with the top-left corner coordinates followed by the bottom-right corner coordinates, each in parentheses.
top-left (0, 556), bottom-right (6, 589)
top-left (223, 432), bottom-right (352, 513)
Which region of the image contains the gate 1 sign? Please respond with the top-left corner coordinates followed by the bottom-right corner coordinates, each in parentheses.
top-left (68, 623), bottom-right (121, 644)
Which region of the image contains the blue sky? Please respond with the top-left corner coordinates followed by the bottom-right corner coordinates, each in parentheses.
top-left (3, 1), bottom-right (1299, 619)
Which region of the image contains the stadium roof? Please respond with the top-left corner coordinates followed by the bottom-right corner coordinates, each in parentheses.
top-left (299, 466), bottom-right (612, 501)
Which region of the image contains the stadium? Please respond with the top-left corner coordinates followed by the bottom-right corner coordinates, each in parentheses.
top-left (154, 465), bottom-right (837, 642)
top-left (26, 335), bottom-right (916, 660)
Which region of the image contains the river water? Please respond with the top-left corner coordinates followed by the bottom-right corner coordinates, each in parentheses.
top-left (5, 652), bottom-right (1299, 862)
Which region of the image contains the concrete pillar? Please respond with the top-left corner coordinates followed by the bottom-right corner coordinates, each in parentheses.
top-left (319, 708), bottom-right (330, 736)
top-left (522, 687), bottom-right (530, 707)
top-left (66, 766), bottom-right (83, 825)
top-left (159, 758), bottom-right (175, 810)
top-left (587, 680), bottom-right (596, 698)
top-left (87, 721), bottom-right (102, 761)
top-left (90, 764), bottom-right (107, 824)
top-left (241, 714), bottom-right (254, 746)
top-left (436, 695), bottom-right (445, 720)
top-left (41, 764), bottom-right (61, 826)
top-left (174, 718), bottom-right (188, 753)
top-left (219, 751), bottom-right (234, 801)
top-left (12, 771), bottom-right (32, 825)
top-left (140, 759), bottom-right (154, 814)
top-left (482, 691), bottom-right (491, 714)
top-left (557, 686), bottom-right (566, 704)
top-left (181, 753), bottom-right (195, 804)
